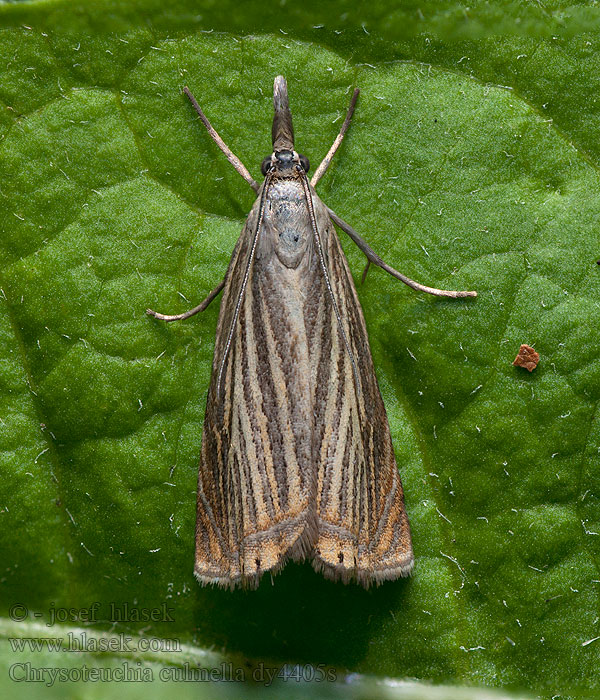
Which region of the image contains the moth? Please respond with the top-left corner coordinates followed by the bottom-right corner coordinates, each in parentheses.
top-left (148, 76), bottom-right (476, 589)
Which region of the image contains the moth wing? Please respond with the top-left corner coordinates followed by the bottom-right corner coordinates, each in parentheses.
top-left (311, 215), bottom-right (414, 586)
top-left (195, 199), bottom-right (315, 589)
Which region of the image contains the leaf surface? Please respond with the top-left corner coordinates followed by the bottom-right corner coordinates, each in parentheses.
top-left (1, 2), bottom-right (600, 698)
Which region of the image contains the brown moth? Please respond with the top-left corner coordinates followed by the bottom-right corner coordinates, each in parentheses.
top-left (148, 76), bottom-right (476, 589)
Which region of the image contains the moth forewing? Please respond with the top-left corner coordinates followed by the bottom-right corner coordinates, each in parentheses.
top-left (197, 181), bottom-right (319, 588)
top-left (147, 75), bottom-right (476, 590)
top-left (305, 190), bottom-right (414, 585)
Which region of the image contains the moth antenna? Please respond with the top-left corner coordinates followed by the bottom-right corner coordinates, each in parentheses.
top-left (183, 86), bottom-right (259, 193)
top-left (272, 76), bottom-right (295, 152)
top-left (311, 87), bottom-right (359, 187)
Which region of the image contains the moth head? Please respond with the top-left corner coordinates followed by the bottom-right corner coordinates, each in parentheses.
top-left (264, 76), bottom-right (311, 177)
top-left (261, 150), bottom-right (310, 176)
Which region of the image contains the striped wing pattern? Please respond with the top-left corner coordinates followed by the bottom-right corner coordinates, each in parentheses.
top-left (311, 215), bottom-right (413, 585)
top-left (194, 182), bottom-right (413, 588)
top-left (196, 193), bottom-right (319, 588)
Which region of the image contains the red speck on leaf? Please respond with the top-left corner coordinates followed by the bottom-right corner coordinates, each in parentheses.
top-left (513, 344), bottom-right (539, 372)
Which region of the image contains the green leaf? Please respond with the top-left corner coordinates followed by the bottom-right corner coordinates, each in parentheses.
top-left (1, 1), bottom-right (600, 698)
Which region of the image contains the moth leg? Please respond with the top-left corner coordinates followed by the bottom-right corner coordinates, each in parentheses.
top-left (183, 86), bottom-right (260, 193)
top-left (327, 207), bottom-right (477, 298)
top-left (147, 278), bottom-right (226, 322)
top-left (361, 260), bottom-right (371, 285)
top-left (310, 88), bottom-right (360, 188)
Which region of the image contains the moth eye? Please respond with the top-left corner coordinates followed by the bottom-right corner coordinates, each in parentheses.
top-left (261, 157), bottom-right (272, 176)
top-left (299, 154), bottom-right (310, 173)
